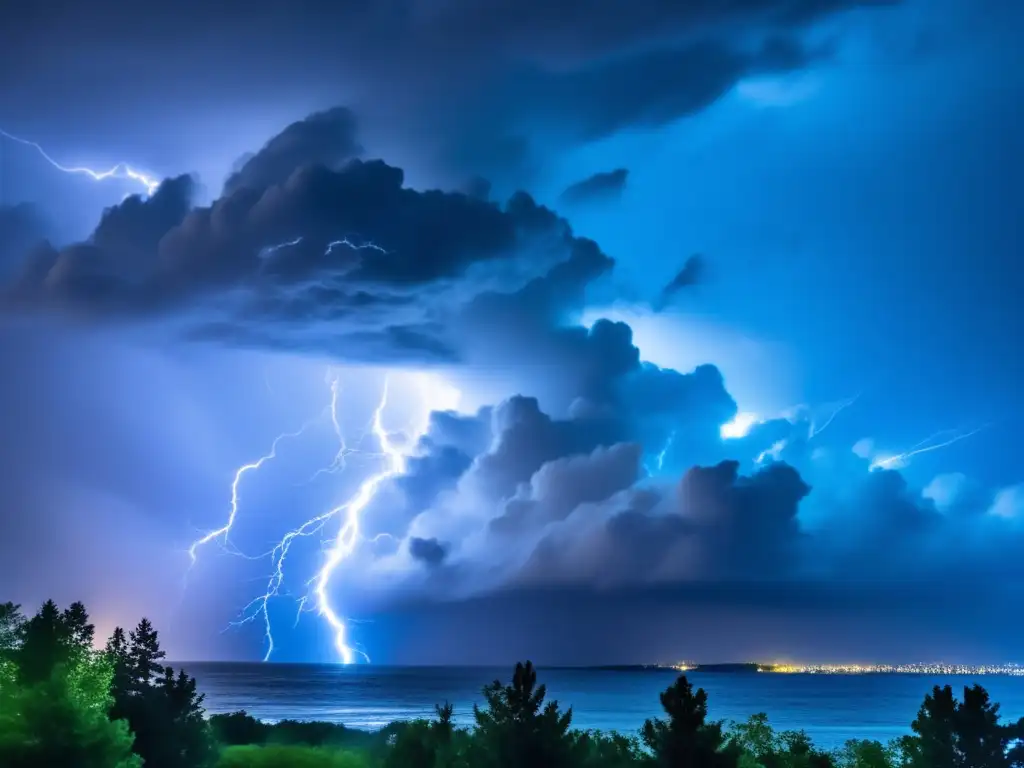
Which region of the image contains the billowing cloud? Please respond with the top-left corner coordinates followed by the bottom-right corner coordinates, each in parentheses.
top-left (223, 107), bottom-right (362, 196)
top-left (559, 168), bottom-right (629, 206)
top-left (0, 0), bottom-right (897, 183)
top-left (0, 204), bottom-right (48, 277)
top-left (3, 136), bottom-right (623, 367)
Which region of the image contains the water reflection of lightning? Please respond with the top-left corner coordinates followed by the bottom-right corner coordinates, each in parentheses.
top-left (1, 128), bottom-right (160, 196)
top-left (869, 425), bottom-right (989, 471)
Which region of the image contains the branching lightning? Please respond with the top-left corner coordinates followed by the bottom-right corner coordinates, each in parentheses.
top-left (312, 378), bottom-right (406, 665)
top-left (190, 369), bottom-right (444, 664)
top-left (869, 425), bottom-right (989, 471)
top-left (307, 372), bottom-right (362, 482)
top-left (188, 420), bottom-right (319, 564)
top-left (807, 393), bottom-right (860, 439)
top-left (1, 128), bottom-right (160, 196)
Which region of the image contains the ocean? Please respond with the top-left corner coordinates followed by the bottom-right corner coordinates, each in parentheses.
top-left (183, 663), bottom-right (1024, 749)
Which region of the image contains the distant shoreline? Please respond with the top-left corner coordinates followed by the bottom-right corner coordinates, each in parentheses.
top-left (176, 661), bottom-right (1024, 675)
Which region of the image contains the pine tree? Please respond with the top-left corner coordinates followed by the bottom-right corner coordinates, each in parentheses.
top-left (127, 618), bottom-right (166, 690)
top-left (472, 661), bottom-right (577, 768)
top-left (642, 675), bottom-right (740, 768)
top-left (62, 601), bottom-right (95, 650)
top-left (104, 618), bottom-right (213, 768)
top-left (15, 599), bottom-right (71, 684)
top-left (902, 684), bottom-right (1024, 768)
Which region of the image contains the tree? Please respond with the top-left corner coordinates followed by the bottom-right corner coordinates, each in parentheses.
top-left (642, 675), bottom-right (741, 768)
top-left (472, 661), bottom-right (578, 768)
top-left (210, 710), bottom-right (270, 746)
top-left (901, 684), bottom-right (1024, 768)
top-left (832, 739), bottom-right (898, 768)
top-left (127, 617), bottom-right (166, 689)
top-left (384, 701), bottom-right (470, 768)
top-left (106, 618), bottom-right (214, 768)
top-left (577, 730), bottom-right (645, 768)
top-left (0, 602), bottom-right (24, 684)
top-left (0, 601), bottom-right (139, 768)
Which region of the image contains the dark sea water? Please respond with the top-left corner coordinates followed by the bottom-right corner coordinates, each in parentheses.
top-left (183, 664), bottom-right (1024, 750)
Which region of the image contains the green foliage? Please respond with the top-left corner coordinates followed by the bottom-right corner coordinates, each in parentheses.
top-left (472, 660), bottom-right (579, 768)
top-left (642, 674), bottom-right (741, 768)
top-left (832, 739), bottom-right (900, 768)
top-left (384, 702), bottom-right (472, 768)
top-left (216, 743), bottom-right (372, 768)
top-left (106, 616), bottom-right (215, 768)
top-left (211, 710), bottom-right (270, 745)
top-left (0, 602), bottom-right (140, 768)
top-left (7, 599), bottom-right (1024, 768)
top-left (577, 730), bottom-right (646, 768)
top-left (899, 684), bottom-right (1024, 768)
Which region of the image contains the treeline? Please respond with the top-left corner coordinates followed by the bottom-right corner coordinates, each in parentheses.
top-left (2, 600), bottom-right (1024, 768)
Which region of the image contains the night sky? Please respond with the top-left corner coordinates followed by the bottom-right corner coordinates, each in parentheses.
top-left (1, 0), bottom-right (1022, 666)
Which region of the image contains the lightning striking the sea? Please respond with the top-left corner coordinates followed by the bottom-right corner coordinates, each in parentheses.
top-left (312, 378), bottom-right (410, 665)
top-left (190, 369), bottom-right (456, 663)
top-left (1, 128), bottom-right (160, 196)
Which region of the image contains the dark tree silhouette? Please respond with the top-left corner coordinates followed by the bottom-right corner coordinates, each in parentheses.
top-left (473, 661), bottom-right (578, 768)
top-left (127, 617), bottom-right (166, 689)
top-left (105, 618), bottom-right (213, 768)
top-left (642, 675), bottom-right (741, 768)
top-left (901, 684), bottom-right (1024, 768)
top-left (14, 599), bottom-right (94, 684)
top-left (209, 710), bottom-right (269, 746)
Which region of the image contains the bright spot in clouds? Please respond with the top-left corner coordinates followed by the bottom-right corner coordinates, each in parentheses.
top-left (721, 411), bottom-right (761, 440)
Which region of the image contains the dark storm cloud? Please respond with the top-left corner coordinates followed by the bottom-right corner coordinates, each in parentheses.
top-left (0, 0), bottom-right (895, 183)
top-left (519, 459), bottom-right (810, 587)
top-left (408, 537), bottom-right (448, 567)
top-left (558, 168), bottom-right (629, 206)
top-left (0, 204), bottom-right (48, 277)
top-left (222, 107), bottom-right (362, 196)
top-left (655, 254), bottom-right (705, 310)
top-left (3, 140), bottom-right (619, 364)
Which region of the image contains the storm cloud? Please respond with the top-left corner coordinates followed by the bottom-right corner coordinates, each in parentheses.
top-left (559, 168), bottom-right (629, 206)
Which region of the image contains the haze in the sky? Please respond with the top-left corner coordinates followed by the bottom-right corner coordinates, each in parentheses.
top-left (0, 0), bottom-right (1021, 665)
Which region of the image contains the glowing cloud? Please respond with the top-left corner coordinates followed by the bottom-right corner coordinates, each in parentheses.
top-left (721, 411), bottom-right (761, 440)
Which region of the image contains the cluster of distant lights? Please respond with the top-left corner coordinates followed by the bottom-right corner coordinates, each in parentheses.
top-left (670, 662), bottom-right (1024, 676)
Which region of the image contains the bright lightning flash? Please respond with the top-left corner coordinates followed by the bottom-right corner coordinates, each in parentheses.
top-left (190, 369), bottom-right (455, 663)
top-left (188, 421), bottom-right (317, 564)
top-left (313, 378), bottom-right (406, 665)
top-left (869, 425), bottom-right (988, 471)
top-left (1, 128), bottom-right (160, 197)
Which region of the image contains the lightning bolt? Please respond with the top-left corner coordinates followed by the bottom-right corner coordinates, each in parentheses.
top-left (188, 420), bottom-right (319, 564)
top-left (229, 371), bottom-right (379, 661)
top-left (646, 430), bottom-right (676, 475)
top-left (313, 377), bottom-right (406, 665)
top-left (808, 393), bottom-right (860, 439)
top-left (307, 371), bottom-right (361, 482)
top-left (191, 369), bottom-right (452, 663)
top-left (1, 128), bottom-right (160, 197)
top-left (869, 425), bottom-right (989, 471)
top-left (325, 238), bottom-right (388, 255)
